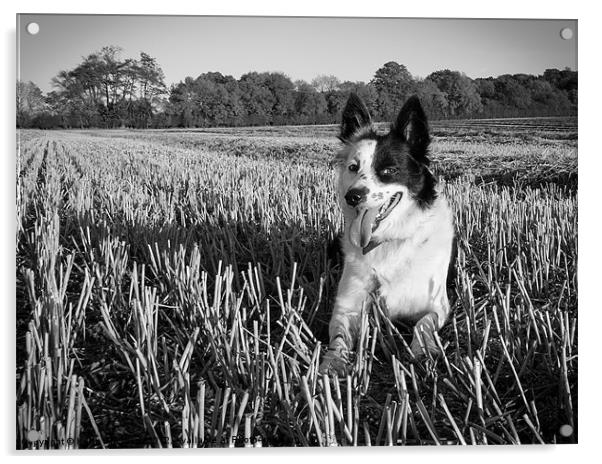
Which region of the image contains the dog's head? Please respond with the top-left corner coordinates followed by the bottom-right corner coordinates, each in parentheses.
top-left (334, 93), bottom-right (437, 251)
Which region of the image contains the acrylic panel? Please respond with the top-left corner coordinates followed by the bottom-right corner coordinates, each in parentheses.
top-left (16, 14), bottom-right (577, 449)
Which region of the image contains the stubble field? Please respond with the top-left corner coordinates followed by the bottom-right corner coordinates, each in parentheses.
top-left (16, 117), bottom-right (577, 448)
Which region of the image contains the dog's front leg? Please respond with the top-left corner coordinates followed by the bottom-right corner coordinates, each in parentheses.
top-left (410, 291), bottom-right (450, 358)
top-left (319, 267), bottom-right (372, 376)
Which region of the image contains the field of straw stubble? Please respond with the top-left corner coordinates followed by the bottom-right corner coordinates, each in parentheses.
top-left (16, 117), bottom-right (577, 448)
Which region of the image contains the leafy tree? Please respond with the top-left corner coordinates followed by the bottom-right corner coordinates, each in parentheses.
top-left (239, 72), bottom-right (276, 125)
top-left (335, 81), bottom-right (377, 121)
top-left (294, 81), bottom-right (327, 124)
top-left (264, 73), bottom-right (295, 125)
top-left (168, 77), bottom-right (200, 127)
top-left (137, 53), bottom-right (166, 101)
top-left (474, 73), bottom-right (574, 117)
top-left (414, 79), bottom-right (448, 120)
top-left (543, 68), bottom-right (577, 105)
top-left (426, 70), bottom-right (482, 117)
top-left (475, 78), bottom-right (496, 99)
top-left (132, 52), bottom-right (167, 127)
top-left (49, 46), bottom-right (166, 128)
top-left (370, 62), bottom-right (415, 120)
top-left (528, 79), bottom-right (556, 104)
top-left (18, 50), bottom-right (578, 128)
top-left (494, 74), bottom-right (532, 110)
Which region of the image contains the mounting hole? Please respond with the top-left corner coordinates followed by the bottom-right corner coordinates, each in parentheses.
top-left (26, 430), bottom-right (41, 442)
top-left (560, 27), bottom-right (573, 40)
top-left (559, 424), bottom-right (573, 437)
top-left (26, 22), bottom-right (40, 35)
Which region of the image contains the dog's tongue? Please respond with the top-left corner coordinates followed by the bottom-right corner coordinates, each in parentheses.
top-left (350, 207), bottom-right (380, 249)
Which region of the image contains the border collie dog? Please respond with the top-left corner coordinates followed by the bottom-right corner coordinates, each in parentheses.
top-left (319, 94), bottom-right (455, 375)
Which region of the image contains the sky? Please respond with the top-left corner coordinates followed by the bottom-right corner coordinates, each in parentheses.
top-left (17, 15), bottom-right (577, 93)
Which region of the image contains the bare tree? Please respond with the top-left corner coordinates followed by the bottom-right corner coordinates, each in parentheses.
top-left (16, 81), bottom-right (45, 127)
top-left (311, 74), bottom-right (340, 93)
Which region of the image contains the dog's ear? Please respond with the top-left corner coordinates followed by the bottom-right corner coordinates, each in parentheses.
top-left (392, 96), bottom-right (430, 156)
top-left (339, 93), bottom-right (371, 142)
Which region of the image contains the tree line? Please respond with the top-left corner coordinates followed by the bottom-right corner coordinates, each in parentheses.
top-left (17, 45), bottom-right (577, 129)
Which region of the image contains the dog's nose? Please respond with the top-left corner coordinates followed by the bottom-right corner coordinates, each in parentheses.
top-left (345, 188), bottom-right (368, 207)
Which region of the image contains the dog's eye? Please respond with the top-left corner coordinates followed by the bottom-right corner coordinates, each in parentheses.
top-left (348, 164), bottom-right (359, 173)
top-left (380, 167), bottom-right (398, 177)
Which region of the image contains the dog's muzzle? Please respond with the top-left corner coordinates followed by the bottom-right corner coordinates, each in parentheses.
top-left (348, 192), bottom-right (403, 252)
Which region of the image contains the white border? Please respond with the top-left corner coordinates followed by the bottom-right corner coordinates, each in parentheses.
top-left (2, 2), bottom-right (598, 463)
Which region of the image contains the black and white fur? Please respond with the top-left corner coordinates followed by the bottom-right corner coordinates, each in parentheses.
top-left (319, 94), bottom-right (455, 375)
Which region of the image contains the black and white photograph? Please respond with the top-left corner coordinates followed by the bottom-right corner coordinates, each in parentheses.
top-left (15, 13), bottom-right (577, 449)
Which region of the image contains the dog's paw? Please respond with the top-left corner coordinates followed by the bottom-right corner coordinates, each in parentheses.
top-left (318, 349), bottom-right (350, 377)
